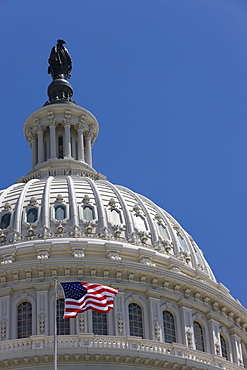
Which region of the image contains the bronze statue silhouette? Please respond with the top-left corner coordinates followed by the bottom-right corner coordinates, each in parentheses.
top-left (48, 39), bottom-right (72, 80)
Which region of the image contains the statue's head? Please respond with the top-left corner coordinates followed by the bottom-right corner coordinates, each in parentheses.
top-left (57, 39), bottom-right (66, 45)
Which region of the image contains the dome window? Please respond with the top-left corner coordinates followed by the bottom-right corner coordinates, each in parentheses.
top-left (27, 208), bottom-right (38, 223)
top-left (163, 310), bottom-right (176, 343)
top-left (193, 321), bottom-right (205, 352)
top-left (129, 303), bottom-right (143, 338)
top-left (157, 223), bottom-right (170, 241)
top-left (220, 335), bottom-right (228, 360)
top-left (0, 213), bottom-right (11, 229)
top-left (109, 208), bottom-right (122, 224)
top-left (177, 233), bottom-right (187, 251)
top-left (17, 301), bottom-right (32, 339)
top-left (108, 199), bottom-right (122, 225)
top-left (55, 205), bottom-right (66, 220)
top-left (57, 298), bottom-right (70, 335)
top-left (82, 205), bottom-right (94, 221)
top-left (134, 214), bottom-right (147, 231)
top-left (82, 195), bottom-right (95, 221)
top-left (92, 311), bottom-right (108, 335)
top-left (25, 197), bottom-right (39, 225)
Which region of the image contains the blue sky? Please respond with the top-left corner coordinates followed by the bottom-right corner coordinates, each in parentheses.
top-left (0, 0), bottom-right (247, 307)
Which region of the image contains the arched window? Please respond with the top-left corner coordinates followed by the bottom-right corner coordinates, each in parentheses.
top-left (220, 335), bottom-right (228, 360)
top-left (17, 301), bottom-right (32, 339)
top-left (129, 303), bottom-right (143, 338)
top-left (163, 310), bottom-right (176, 343)
top-left (55, 205), bottom-right (66, 220)
top-left (193, 321), bottom-right (205, 352)
top-left (82, 205), bottom-right (94, 221)
top-left (0, 213), bottom-right (11, 229)
top-left (27, 208), bottom-right (38, 223)
top-left (92, 311), bottom-right (107, 335)
top-left (57, 298), bottom-right (70, 335)
top-left (177, 233), bottom-right (187, 251)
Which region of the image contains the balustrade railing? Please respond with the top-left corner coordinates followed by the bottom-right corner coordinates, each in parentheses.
top-left (0, 334), bottom-right (242, 370)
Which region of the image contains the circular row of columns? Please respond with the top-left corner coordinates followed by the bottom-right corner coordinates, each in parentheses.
top-left (30, 121), bottom-right (94, 169)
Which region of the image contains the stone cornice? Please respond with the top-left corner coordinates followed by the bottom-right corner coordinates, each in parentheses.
top-left (0, 253), bottom-right (246, 338)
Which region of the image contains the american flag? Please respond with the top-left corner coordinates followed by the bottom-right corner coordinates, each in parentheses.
top-left (60, 282), bottom-right (118, 318)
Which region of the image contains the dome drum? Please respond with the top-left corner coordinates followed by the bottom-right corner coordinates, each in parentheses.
top-left (23, 104), bottom-right (99, 176)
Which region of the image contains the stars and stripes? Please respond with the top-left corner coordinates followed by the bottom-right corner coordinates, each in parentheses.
top-left (60, 282), bottom-right (118, 318)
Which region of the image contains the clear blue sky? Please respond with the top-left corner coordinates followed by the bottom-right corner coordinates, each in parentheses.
top-left (0, 0), bottom-right (247, 307)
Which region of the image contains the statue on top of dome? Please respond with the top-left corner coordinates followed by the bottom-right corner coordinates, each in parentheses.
top-left (48, 39), bottom-right (72, 80)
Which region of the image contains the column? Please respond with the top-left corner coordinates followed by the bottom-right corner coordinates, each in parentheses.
top-left (77, 124), bottom-right (85, 161)
top-left (179, 301), bottom-right (194, 348)
top-left (49, 122), bottom-right (57, 159)
top-left (37, 126), bottom-right (44, 164)
top-left (85, 132), bottom-right (92, 166)
top-left (31, 135), bottom-right (37, 168)
top-left (63, 121), bottom-right (71, 158)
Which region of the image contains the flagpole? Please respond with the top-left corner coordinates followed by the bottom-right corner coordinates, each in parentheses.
top-left (54, 277), bottom-right (58, 370)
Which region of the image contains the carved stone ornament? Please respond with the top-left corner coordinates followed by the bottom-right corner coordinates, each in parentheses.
top-left (1, 253), bottom-right (14, 264)
top-left (3, 203), bottom-right (11, 212)
top-left (27, 224), bottom-right (36, 237)
top-left (0, 229), bottom-right (7, 243)
top-left (37, 249), bottom-right (49, 259)
top-left (39, 311), bottom-right (46, 333)
top-left (153, 240), bottom-right (166, 253)
top-left (139, 256), bottom-right (156, 266)
top-left (0, 317), bottom-right (7, 339)
top-left (56, 221), bottom-right (66, 234)
top-left (83, 220), bottom-right (96, 234)
top-left (70, 225), bottom-right (82, 238)
top-left (112, 224), bottom-right (124, 238)
top-left (186, 328), bottom-right (193, 348)
top-left (154, 319), bottom-right (161, 341)
top-left (139, 230), bottom-right (150, 244)
top-left (107, 250), bottom-right (121, 260)
top-left (78, 313), bottom-right (85, 332)
top-left (117, 312), bottom-right (124, 334)
top-left (215, 341), bottom-right (220, 356)
top-left (40, 226), bottom-right (52, 239)
top-left (99, 227), bottom-right (111, 240)
top-left (73, 248), bottom-right (85, 258)
top-left (128, 231), bottom-right (141, 245)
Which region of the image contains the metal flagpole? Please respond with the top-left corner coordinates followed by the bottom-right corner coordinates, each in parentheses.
top-left (54, 277), bottom-right (58, 370)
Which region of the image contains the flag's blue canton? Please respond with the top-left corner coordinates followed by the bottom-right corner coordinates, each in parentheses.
top-left (61, 282), bottom-right (87, 300)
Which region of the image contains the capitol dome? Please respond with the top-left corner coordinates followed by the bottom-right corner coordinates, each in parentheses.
top-left (0, 43), bottom-right (246, 370)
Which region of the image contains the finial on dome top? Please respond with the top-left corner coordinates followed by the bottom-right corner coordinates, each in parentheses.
top-left (48, 39), bottom-right (72, 80)
top-left (45, 39), bottom-right (75, 106)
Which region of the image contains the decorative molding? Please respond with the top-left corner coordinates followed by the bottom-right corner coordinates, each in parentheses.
top-left (117, 312), bottom-right (124, 334)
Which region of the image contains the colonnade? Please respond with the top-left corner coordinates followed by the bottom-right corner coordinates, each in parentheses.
top-left (29, 121), bottom-right (94, 168)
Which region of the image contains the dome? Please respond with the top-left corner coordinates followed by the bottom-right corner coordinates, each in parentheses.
top-left (0, 42), bottom-right (246, 370)
top-left (0, 175), bottom-right (215, 282)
